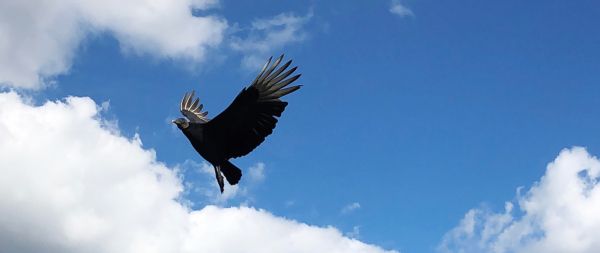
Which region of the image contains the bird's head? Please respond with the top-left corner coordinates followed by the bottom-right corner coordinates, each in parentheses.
top-left (171, 118), bottom-right (189, 129)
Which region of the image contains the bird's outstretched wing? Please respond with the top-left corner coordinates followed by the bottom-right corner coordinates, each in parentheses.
top-left (180, 91), bottom-right (209, 123)
top-left (205, 55), bottom-right (301, 159)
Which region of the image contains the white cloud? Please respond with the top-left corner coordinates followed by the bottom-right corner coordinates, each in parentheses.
top-left (248, 162), bottom-right (266, 182)
top-left (231, 11), bottom-right (312, 69)
top-left (389, 0), bottom-right (414, 18)
top-left (0, 91), bottom-right (396, 253)
top-left (346, 226), bottom-right (361, 239)
top-left (0, 0), bottom-right (226, 89)
top-left (439, 147), bottom-right (600, 253)
top-left (341, 202), bottom-right (361, 214)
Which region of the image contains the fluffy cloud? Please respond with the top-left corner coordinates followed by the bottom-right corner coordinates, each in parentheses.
top-left (439, 147), bottom-right (600, 253)
top-left (0, 91), bottom-right (396, 253)
top-left (0, 0), bottom-right (226, 89)
top-left (230, 11), bottom-right (312, 69)
top-left (389, 0), bottom-right (414, 18)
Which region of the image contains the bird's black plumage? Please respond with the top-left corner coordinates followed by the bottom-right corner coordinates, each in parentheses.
top-left (173, 55), bottom-right (302, 193)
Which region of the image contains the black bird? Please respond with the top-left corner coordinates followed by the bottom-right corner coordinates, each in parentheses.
top-left (172, 55), bottom-right (302, 193)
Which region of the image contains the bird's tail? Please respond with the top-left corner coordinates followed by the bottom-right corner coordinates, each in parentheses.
top-left (220, 160), bottom-right (242, 186)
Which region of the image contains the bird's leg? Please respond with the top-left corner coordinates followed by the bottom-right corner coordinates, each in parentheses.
top-left (214, 166), bottom-right (225, 193)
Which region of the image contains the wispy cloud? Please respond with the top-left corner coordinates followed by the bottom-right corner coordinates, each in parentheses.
top-left (439, 147), bottom-right (600, 253)
top-left (230, 11), bottom-right (313, 69)
top-left (346, 226), bottom-right (361, 239)
top-left (341, 202), bottom-right (361, 214)
top-left (284, 200), bottom-right (296, 207)
top-left (389, 0), bottom-right (414, 18)
top-left (248, 162), bottom-right (266, 182)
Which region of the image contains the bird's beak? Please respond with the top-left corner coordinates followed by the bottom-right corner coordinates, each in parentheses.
top-left (171, 120), bottom-right (176, 124)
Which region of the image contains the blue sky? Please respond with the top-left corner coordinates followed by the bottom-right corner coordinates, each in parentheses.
top-left (2, 1), bottom-right (600, 253)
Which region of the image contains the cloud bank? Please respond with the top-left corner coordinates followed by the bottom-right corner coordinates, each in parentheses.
top-left (0, 0), bottom-right (225, 89)
top-left (439, 147), bottom-right (600, 253)
top-left (0, 92), bottom-right (396, 253)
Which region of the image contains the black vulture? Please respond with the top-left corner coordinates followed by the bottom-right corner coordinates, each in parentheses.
top-left (172, 55), bottom-right (302, 193)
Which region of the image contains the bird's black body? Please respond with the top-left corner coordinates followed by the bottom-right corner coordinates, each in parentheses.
top-left (173, 55), bottom-right (301, 192)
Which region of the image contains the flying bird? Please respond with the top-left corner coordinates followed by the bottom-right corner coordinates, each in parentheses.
top-left (172, 55), bottom-right (302, 193)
